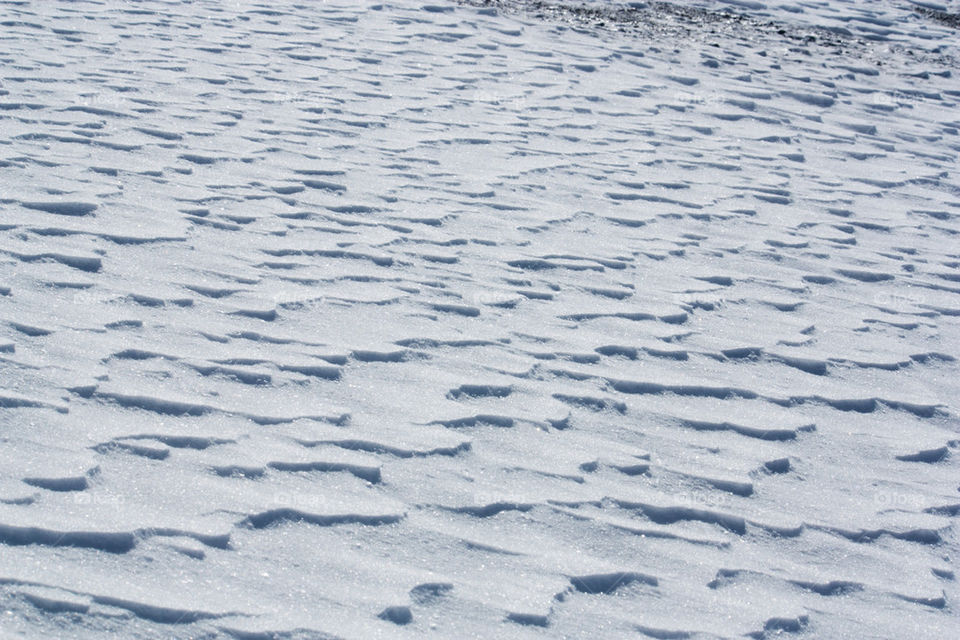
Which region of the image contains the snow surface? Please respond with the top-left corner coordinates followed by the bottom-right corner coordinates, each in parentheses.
top-left (1, 0), bottom-right (959, 637)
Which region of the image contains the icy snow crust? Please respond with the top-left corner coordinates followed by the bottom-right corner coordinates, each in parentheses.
top-left (0, 0), bottom-right (959, 637)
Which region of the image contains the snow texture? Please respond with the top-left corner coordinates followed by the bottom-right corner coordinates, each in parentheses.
top-left (0, 0), bottom-right (959, 638)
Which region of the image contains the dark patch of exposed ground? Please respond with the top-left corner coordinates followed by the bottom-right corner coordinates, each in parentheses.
top-left (455, 0), bottom-right (959, 67)
top-left (915, 6), bottom-right (960, 29)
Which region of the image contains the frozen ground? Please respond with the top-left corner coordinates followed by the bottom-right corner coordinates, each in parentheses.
top-left (1, 0), bottom-right (959, 638)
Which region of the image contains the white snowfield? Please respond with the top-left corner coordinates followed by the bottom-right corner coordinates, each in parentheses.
top-left (0, 0), bottom-right (958, 637)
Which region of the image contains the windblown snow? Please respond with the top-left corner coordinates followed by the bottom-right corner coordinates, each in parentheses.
top-left (0, 0), bottom-right (959, 638)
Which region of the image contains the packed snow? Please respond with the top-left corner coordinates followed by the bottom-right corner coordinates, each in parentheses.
top-left (1, 0), bottom-right (959, 637)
